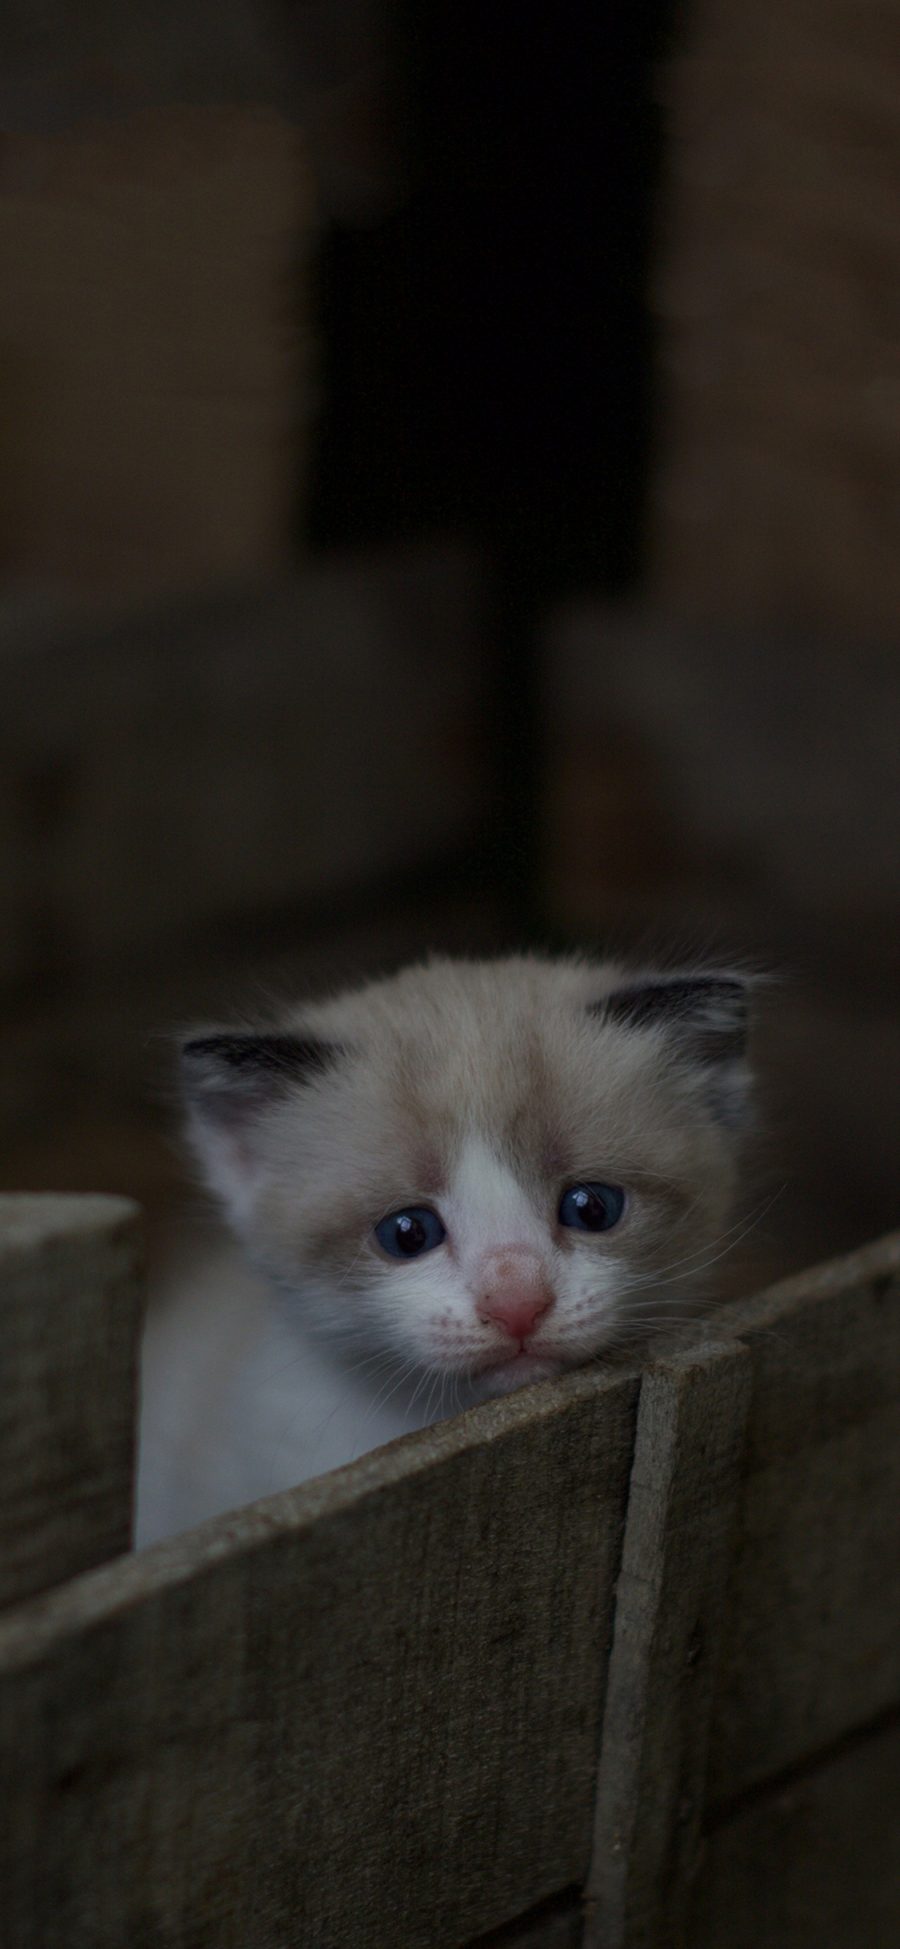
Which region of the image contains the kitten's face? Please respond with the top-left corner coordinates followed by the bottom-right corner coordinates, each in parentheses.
top-left (183, 957), bottom-right (752, 1397)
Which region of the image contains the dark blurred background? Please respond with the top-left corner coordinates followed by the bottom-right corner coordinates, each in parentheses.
top-left (1, 0), bottom-right (898, 1285)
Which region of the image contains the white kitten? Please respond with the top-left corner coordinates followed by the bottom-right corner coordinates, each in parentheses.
top-left (136, 955), bottom-right (753, 1542)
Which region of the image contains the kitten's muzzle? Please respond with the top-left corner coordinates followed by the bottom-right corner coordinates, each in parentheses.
top-left (477, 1292), bottom-right (554, 1343)
top-left (476, 1251), bottom-right (555, 1347)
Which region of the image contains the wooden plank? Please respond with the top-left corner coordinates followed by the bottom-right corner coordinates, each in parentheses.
top-left (584, 1340), bottom-right (752, 1949)
top-left (703, 1233), bottom-right (900, 1803)
top-left (689, 1716), bottom-right (900, 1949)
top-left (0, 1365), bottom-right (638, 1949)
top-left (0, 1194), bottom-right (142, 1609)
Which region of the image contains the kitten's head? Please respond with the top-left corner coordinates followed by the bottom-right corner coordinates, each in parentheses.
top-left (181, 956), bottom-right (755, 1396)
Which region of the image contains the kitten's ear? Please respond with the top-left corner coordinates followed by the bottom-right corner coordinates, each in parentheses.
top-left (181, 1033), bottom-right (337, 1114)
top-left (593, 974), bottom-right (752, 1126)
top-left (180, 1032), bottom-right (338, 1219)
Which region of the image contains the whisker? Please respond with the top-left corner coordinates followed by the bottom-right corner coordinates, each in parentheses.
top-left (622, 1184), bottom-right (788, 1290)
top-left (359, 1356), bottom-right (417, 1423)
top-left (269, 1350), bottom-right (404, 1476)
top-left (422, 1367), bottom-right (443, 1428)
top-left (252, 1334), bottom-right (387, 1388)
top-left (403, 1360), bottom-right (440, 1426)
top-left (347, 1357), bottom-right (423, 1457)
top-left (657, 1189), bottom-right (788, 1288)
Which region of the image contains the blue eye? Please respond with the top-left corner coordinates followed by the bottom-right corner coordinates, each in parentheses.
top-left (558, 1183), bottom-right (625, 1232)
top-left (374, 1206), bottom-right (447, 1259)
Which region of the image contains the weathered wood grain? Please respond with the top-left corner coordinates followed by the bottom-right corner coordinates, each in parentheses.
top-left (3, 1213), bottom-right (898, 1948)
top-left (0, 1194), bottom-right (142, 1610)
top-left (584, 1340), bottom-right (752, 1949)
top-left (689, 1716), bottom-right (900, 1949)
top-left (0, 1364), bottom-right (638, 1949)
top-left (703, 1235), bottom-right (900, 1804)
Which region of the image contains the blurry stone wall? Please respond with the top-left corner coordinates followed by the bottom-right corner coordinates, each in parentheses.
top-left (0, 2), bottom-right (401, 606)
top-left (543, 0), bottom-right (900, 1271)
top-left (543, 609), bottom-right (900, 1272)
top-left (2, 0), bottom-right (897, 1280)
top-left (0, 107), bottom-right (312, 603)
top-left (0, 546), bottom-right (493, 1148)
top-left (0, 0), bottom-right (499, 1227)
top-left (650, 0), bottom-right (900, 634)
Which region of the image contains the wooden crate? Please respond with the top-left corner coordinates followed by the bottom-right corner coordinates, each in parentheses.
top-left (1, 1197), bottom-right (898, 1947)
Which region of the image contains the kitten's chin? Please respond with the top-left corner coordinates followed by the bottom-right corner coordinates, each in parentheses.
top-left (473, 1352), bottom-right (566, 1399)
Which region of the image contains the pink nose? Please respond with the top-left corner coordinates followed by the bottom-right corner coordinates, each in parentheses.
top-left (477, 1289), bottom-right (554, 1344)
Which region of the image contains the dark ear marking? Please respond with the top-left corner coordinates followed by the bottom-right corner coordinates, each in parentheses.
top-left (181, 1033), bottom-right (341, 1120)
top-left (592, 975), bottom-right (749, 1064)
top-left (183, 1033), bottom-right (337, 1077)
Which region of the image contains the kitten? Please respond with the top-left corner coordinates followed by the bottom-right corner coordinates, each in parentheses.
top-left (136, 955), bottom-right (753, 1543)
